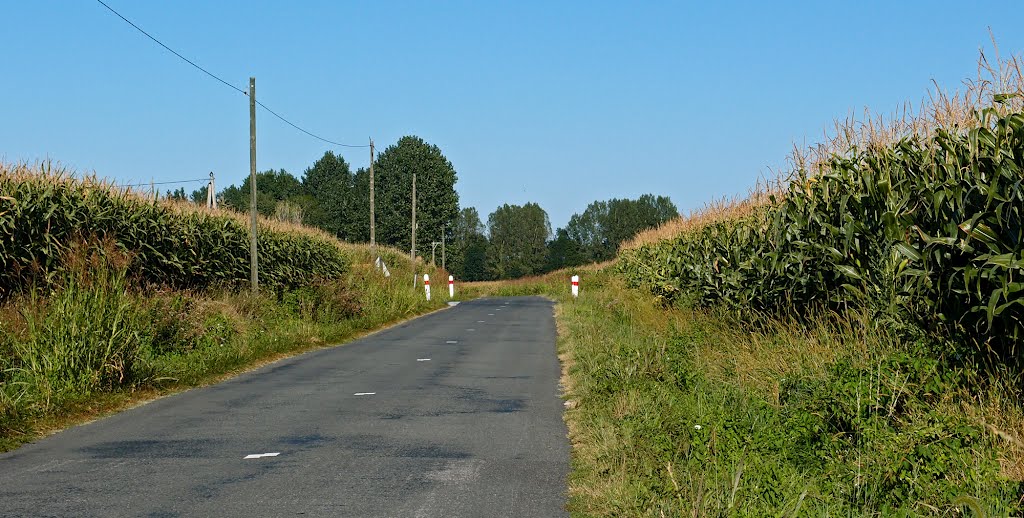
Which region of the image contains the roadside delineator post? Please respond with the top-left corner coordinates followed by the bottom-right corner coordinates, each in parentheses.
top-left (424, 274), bottom-right (431, 301)
top-left (571, 275), bottom-right (579, 298)
top-left (448, 275), bottom-right (455, 298)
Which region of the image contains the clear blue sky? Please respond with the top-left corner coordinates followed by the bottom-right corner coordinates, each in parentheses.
top-left (4, 1), bottom-right (1023, 229)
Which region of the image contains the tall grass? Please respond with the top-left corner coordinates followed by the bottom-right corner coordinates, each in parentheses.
top-left (8, 249), bottom-right (142, 411)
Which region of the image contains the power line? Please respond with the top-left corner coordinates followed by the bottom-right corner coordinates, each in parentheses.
top-left (95, 0), bottom-right (246, 96)
top-left (119, 178), bottom-right (207, 188)
top-left (255, 100), bottom-right (370, 148)
top-left (95, 0), bottom-right (371, 149)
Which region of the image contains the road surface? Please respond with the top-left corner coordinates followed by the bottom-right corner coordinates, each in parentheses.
top-left (0, 296), bottom-right (568, 517)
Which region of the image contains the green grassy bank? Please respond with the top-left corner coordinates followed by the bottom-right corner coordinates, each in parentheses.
top-left (474, 267), bottom-right (1023, 516)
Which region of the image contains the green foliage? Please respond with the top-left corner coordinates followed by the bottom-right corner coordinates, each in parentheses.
top-left (373, 136), bottom-right (459, 251)
top-left (553, 195), bottom-right (678, 268)
top-left (167, 187), bottom-right (188, 201)
top-left (301, 151), bottom-right (362, 239)
top-left (620, 109), bottom-right (1024, 358)
top-left (3, 250), bottom-right (144, 411)
top-left (447, 207), bottom-right (490, 281)
top-left (220, 168), bottom-right (303, 217)
top-left (0, 168), bottom-right (349, 296)
top-left (486, 202), bottom-right (551, 279)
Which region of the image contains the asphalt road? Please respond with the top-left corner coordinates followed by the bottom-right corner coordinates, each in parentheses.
top-left (0, 296), bottom-right (569, 517)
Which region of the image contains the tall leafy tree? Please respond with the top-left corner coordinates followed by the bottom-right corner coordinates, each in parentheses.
top-left (546, 227), bottom-right (586, 271)
top-left (555, 194), bottom-right (678, 267)
top-left (447, 207), bottom-right (488, 280)
top-left (189, 185), bottom-right (208, 204)
top-left (302, 151), bottom-right (353, 238)
top-left (374, 136), bottom-right (459, 253)
top-left (345, 167), bottom-right (371, 242)
top-left (487, 202), bottom-right (551, 279)
top-left (221, 169), bottom-right (303, 217)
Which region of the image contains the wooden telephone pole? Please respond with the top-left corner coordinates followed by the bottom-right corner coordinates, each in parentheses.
top-left (249, 77), bottom-right (258, 292)
top-left (369, 138), bottom-right (375, 253)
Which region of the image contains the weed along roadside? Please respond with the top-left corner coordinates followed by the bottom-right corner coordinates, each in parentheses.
top-left (0, 164), bottom-right (455, 452)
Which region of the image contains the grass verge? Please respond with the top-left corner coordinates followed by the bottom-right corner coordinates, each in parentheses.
top-left (471, 267), bottom-right (1024, 516)
top-left (0, 244), bottom-right (453, 452)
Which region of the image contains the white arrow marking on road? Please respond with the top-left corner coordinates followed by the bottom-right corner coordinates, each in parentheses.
top-left (417, 358), bottom-right (431, 362)
top-left (354, 392), bottom-right (376, 396)
top-left (244, 452), bottom-right (280, 459)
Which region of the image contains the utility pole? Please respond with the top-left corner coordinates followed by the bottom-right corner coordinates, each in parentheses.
top-left (431, 241), bottom-right (439, 266)
top-left (249, 77), bottom-right (258, 292)
top-left (441, 225), bottom-right (446, 271)
top-left (369, 138), bottom-right (375, 253)
top-left (207, 171), bottom-right (216, 209)
top-left (410, 172), bottom-right (417, 288)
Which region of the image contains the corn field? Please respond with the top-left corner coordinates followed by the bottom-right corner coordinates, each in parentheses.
top-left (0, 164), bottom-right (349, 296)
top-left (620, 105), bottom-right (1024, 357)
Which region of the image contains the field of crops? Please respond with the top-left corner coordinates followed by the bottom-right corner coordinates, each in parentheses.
top-left (621, 76), bottom-right (1024, 360)
top-left (603, 56), bottom-right (1024, 513)
top-left (0, 163), bottom-right (349, 297)
top-left (0, 166), bottom-right (447, 450)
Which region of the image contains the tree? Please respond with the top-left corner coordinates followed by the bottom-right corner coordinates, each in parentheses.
top-left (221, 169), bottom-right (303, 217)
top-left (603, 194), bottom-right (678, 248)
top-left (374, 136), bottom-right (459, 253)
top-left (189, 186), bottom-right (208, 204)
top-left (487, 202), bottom-right (551, 279)
top-left (546, 227), bottom-right (586, 271)
top-left (167, 187), bottom-right (188, 201)
top-left (461, 234), bottom-right (491, 281)
top-left (301, 151), bottom-right (353, 238)
top-left (345, 167), bottom-right (371, 242)
top-left (555, 194), bottom-right (678, 267)
top-left (447, 207), bottom-right (489, 280)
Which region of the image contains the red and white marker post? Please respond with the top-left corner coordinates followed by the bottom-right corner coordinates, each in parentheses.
top-left (571, 275), bottom-right (579, 298)
top-left (448, 275), bottom-right (455, 298)
top-left (424, 274), bottom-right (431, 301)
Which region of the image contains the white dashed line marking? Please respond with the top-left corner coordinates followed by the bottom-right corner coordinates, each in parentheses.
top-left (446, 340), bottom-right (458, 344)
top-left (244, 453), bottom-right (280, 459)
top-left (477, 320), bottom-right (485, 323)
top-left (466, 328), bottom-right (475, 331)
top-left (488, 313), bottom-right (494, 316)
top-left (354, 392), bottom-right (376, 396)
top-left (417, 358), bottom-right (431, 362)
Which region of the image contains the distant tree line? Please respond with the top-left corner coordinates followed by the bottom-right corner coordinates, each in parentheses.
top-left (171, 134), bottom-right (677, 281)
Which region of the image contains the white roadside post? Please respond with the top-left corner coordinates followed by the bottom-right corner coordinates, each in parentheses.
top-left (424, 274), bottom-right (431, 301)
top-left (571, 275), bottom-right (579, 298)
top-left (448, 275), bottom-right (455, 298)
